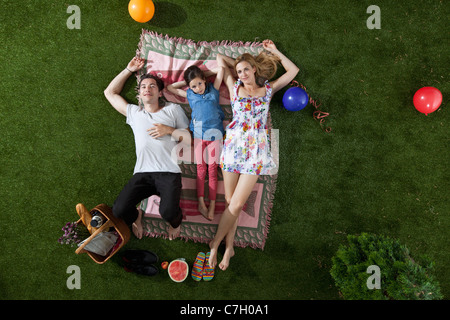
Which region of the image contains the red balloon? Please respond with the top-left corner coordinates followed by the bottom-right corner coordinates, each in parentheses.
top-left (413, 87), bottom-right (442, 115)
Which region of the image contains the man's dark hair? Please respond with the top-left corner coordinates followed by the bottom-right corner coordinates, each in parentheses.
top-left (138, 74), bottom-right (165, 92)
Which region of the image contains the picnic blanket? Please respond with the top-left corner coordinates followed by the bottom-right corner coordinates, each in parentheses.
top-left (136, 30), bottom-right (278, 249)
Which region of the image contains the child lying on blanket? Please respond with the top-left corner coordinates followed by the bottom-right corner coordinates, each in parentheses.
top-left (167, 65), bottom-right (226, 221)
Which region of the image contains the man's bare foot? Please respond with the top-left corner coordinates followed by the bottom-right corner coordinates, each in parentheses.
top-left (168, 224), bottom-right (181, 240)
top-left (208, 241), bottom-right (218, 269)
top-left (219, 247), bottom-right (235, 271)
top-left (132, 208), bottom-right (143, 239)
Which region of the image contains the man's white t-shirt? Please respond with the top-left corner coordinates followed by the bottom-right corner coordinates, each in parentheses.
top-left (126, 102), bottom-right (189, 174)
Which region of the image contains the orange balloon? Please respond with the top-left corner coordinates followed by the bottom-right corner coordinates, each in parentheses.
top-left (128, 0), bottom-right (155, 23)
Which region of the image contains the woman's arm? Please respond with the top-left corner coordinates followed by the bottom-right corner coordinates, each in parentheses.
top-left (217, 53), bottom-right (236, 97)
top-left (167, 80), bottom-right (188, 98)
top-left (263, 40), bottom-right (299, 94)
top-left (213, 66), bottom-right (225, 91)
top-left (217, 53), bottom-right (235, 69)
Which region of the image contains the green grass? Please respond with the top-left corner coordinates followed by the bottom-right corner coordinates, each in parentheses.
top-left (0, 0), bottom-right (448, 300)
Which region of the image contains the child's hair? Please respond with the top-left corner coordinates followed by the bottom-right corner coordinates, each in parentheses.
top-left (235, 51), bottom-right (281, 87)
top-left (183, 65), bottom-right (206, 86)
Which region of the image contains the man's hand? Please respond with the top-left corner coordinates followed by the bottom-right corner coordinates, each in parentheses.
top-left (127, 57), bottom-right (145, 73)
top-left (147, 123), bottom-right (174, 139)
top-left (104, 57), bottom-right (145, 116)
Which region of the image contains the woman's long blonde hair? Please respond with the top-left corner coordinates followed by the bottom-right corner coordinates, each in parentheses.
top-left (235, 51), bottom-right (281, 87)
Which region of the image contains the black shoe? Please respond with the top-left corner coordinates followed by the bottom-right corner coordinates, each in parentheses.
top-left (122, 249), bottom-right (158, 265)
top-left (124, 263), bottom-right (159, 276)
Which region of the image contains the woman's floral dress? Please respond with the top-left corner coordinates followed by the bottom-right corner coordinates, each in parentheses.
top-left (220, 80), bottom-right (276, 175)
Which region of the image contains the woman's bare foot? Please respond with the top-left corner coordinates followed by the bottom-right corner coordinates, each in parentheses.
top-left (219, 247), bottom-right (235, 271)
top-left (208, 240), bottom-right (219, 269)
top-left (132, 208), bottom-right (143, 239)
top-left (168, 224), bottom-right (181, 240)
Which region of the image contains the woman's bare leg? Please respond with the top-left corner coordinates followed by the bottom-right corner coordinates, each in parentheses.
top-left (208, 174), bottom-right (258, 269)
top-left (219, 218), bottom-right (239, 270)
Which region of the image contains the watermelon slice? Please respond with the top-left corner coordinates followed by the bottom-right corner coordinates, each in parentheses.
top-left (168, 258), bottom-right (189, 282)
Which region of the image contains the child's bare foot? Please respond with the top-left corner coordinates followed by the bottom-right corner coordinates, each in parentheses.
top-left (132, 208), bottom-right (143, 239)
top-left (207, 200), bottom-right (216, 220)
top-left (168, 224), bottom-right (181, 240)
top-left (198, 197), bottom-right (210, 220)
top-left (219, 247), bottom-right (235, 271)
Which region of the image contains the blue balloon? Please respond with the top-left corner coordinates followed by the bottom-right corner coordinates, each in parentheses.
top-left (282, 87), bottom-right (308, 111)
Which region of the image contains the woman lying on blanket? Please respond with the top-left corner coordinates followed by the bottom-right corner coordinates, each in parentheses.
top-left (167, 66), bottom-right (226, 221)
top-left (209, 40), bottom-right (299, 271)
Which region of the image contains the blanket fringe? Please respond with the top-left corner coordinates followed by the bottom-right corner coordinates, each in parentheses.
top-left (139, 29), bottom-right (263, 51)
top-left (143, 230), bottom-right (264, 250)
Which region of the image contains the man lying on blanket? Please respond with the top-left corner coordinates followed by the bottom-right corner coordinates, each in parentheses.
top-left (104, 57), bottom-right (191, 240)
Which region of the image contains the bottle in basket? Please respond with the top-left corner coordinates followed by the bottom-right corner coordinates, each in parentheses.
top-left (90, 211), bottom-right (104, 228)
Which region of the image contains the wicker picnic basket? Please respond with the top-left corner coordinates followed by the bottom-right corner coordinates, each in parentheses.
top-left (75, 203), bottom-right (130, 264)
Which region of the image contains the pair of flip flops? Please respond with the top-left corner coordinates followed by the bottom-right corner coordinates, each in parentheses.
top-left (191, 252), bottom-right (214, 281)
top-left (122, 249), bottom-right (159, 276)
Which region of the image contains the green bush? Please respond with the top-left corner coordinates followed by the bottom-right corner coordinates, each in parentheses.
top-left (330, 233), bottom-right (443, 300)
